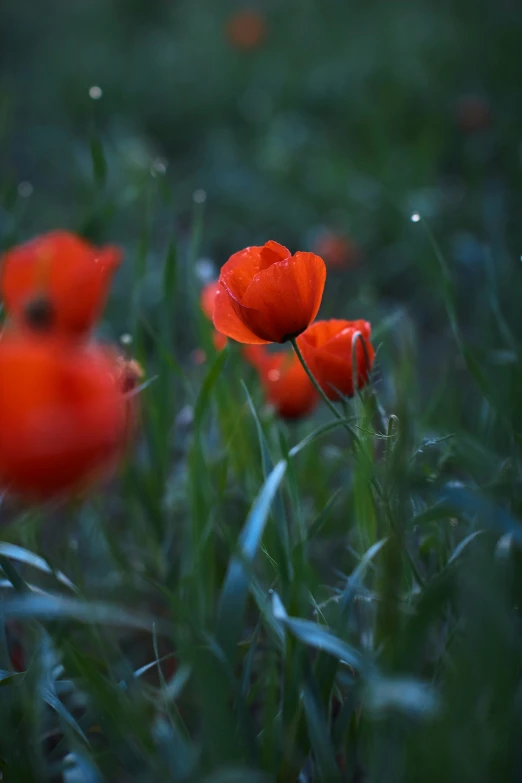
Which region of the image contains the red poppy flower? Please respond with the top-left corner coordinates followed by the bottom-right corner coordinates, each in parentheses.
top-left (213, 241), bottom-right (326, 345)
top-left (297, 319), bottom-right (374, 401)
top-left (200, 280), bottom-right (228, 351)
top-left (0, 333), bottom-right (128, 501)
top-left (0, 231), bottom-right (122, 338)
top-left (314, 232), bottom-right (361, 270)
top-left (226, 9), bottom-right (267, 51)
top-left (243, 345), bottom-right (319, 420)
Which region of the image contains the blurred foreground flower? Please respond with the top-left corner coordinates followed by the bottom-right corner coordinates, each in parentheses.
top-left (0, 231), bottom-right (122, 339)
top-left (213, 241), bottom-right (326, 344)
top-left (0, 333), bottom-right (130, 501)
top-left (200, 280), bottom-right (228, 350)
top-left (244, 345), bottom-right (319, 420)
top-left (226, 9), bottom-right (267, 51)
top-left (314, 231), bottom-right (361, 270)
top-left (297, 319), bottom-right (374, 401)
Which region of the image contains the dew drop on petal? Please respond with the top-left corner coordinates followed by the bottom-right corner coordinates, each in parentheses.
top-left (120, 333), bottom-right (133, 346)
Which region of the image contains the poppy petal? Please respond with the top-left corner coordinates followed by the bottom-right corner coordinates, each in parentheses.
top-left (236, 251), bottom-right (326, 342)
top-left (221, 242), bottom-right (290, 300)
top-left (212, 282), bottom-right (271, 344)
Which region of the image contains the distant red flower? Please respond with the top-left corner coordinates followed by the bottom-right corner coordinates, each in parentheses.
top-left (213, 241), bottom-right (326, 344)
top-left (191, 348), bottom-right (207, 366)
top-left (455, 95), bottom-right (491, 134)
top-left (226, 9), bottom-right (267, 51)
top-left (297, 319), bottom-right (374, 401)
top-left (200, 280), bottom-right (228, 351)
top-left (0, 333), bottom-right (129, 501)
top-left (314, 232), bottom-right (361, 270)
top-left (243, 345), bottom-right (319, 420)
top-left (0, 231), bottom-right (122, 338)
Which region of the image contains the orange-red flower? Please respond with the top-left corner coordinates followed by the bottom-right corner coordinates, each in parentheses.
top-left (200, 280), bottom-right (228, 351)
top-left (243, 345), bottom-right (319, 420)
top-left (0, 333), bottom-right (129, 501)
top-left (314, 232), bottom-right (361, 270)
top-left (297, 319), bottom-right (374, 401)
top-left (0, 231), bottom-right (122, 338)
top-left (226, 9), bottom-right (267, 51)
top-left (213, 241), bottom-right (326, 345)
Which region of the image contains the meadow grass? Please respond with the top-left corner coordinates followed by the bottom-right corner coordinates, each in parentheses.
top-left (1, 3), bottom-right (522, 780)
top-left (0, 181), bottom-right (521, 782)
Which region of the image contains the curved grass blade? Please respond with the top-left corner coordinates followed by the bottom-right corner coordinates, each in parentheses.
top-left (217, 460), bottom-right (287, 659)
top-left (272, 594), bottom-right (365, 673)
top-left (1, 594), bottom-right (166, 632)
top-left (0, 543), bottom-right (78, 593)
top-left (242, 383), bottom-right (291, 585)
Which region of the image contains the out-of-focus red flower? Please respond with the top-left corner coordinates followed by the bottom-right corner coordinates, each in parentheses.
top-left (191, 348), bottom-right (207, 366)
top-left (200, 280), bottom-right (219, 321)
top-left (213, 241), bottom-right (326, 345)
top-left (297, 319), bottom-right (374, 401)
top-left (243, 344), bottom-right (319, 420)
top-left (0, 333), bottom-right (129, 501)
top-left (226, 9), bottom-right (267, 51)
top-left (201, 280), bottom-right (228, 351)
top-left (314, 232), bottom-right (361, 270)
top-left (455, 95), bottom-right (491, 134)
top-left (0, 231), bottom-right (122, 338)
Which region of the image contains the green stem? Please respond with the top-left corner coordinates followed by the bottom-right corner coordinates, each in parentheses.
top-left (290, 338), bottom-right (354, 438)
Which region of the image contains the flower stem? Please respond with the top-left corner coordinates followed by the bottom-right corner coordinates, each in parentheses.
top-left (290, 338), bottom-right (354, 436)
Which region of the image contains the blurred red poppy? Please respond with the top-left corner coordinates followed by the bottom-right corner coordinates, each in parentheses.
top-left (0, 231), bottom-right (122, 338)
top-left (314, 232), bottom-right (361, 270)
top-left (243, 345), bottom-right (319, 420)
top-left (226, 9), bottom-right (267, 51)
top-left (297, 319), bottom-right (374, 401)
top-left (0, 333), bottom-right (129, 501)
top-left (213, 241), bottom-right (326, 344)
top-left (200, 280), bottom-right (228, 351)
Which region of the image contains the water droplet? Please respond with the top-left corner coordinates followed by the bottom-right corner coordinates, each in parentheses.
top-left (410, 212), bottom-right (421, 223)
top-left (120, 333), bottom-right (133, 346)
top-left (17, 181), bottom-right (33, 198)
top-left (89, 85), bottom-right (103, 100)
top-left (193, 189), bottom-right (207, 204)
top-left (267, 369), bottom-right (281, 382)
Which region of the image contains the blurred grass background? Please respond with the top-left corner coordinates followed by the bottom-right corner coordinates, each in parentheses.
top-left (1, 1), bottom-right (522, 781)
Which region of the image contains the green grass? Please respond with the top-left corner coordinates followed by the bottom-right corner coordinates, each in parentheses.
top-left (2, 1), bottom-right (522, 780)
top-left (0, 207), bottom-right (521, 781)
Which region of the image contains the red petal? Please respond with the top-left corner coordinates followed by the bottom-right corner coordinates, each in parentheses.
top-left (212, 282), bottom-right (271, 344)
top-left (236, 251), bottom-right (326, 342)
